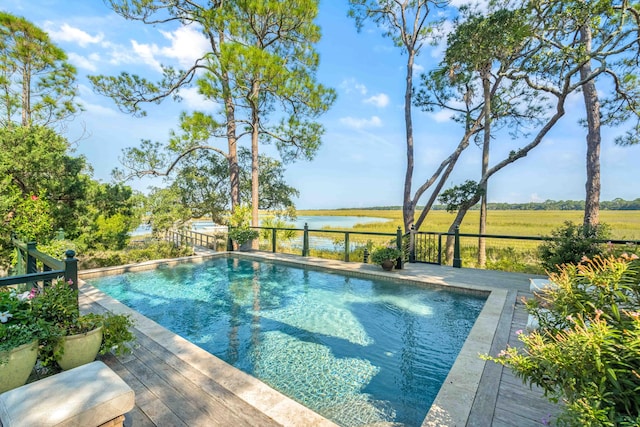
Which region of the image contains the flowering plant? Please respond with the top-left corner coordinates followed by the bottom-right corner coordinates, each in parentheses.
top-left (370, 246), bottom-right (402, 265)
top-left (0, 288), bottom-right (51, 362)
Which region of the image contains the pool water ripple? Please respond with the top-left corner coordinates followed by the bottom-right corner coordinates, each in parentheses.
top-left (89, 257), bottom-right (486, 427)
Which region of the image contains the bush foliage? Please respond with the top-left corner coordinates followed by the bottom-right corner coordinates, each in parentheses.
top-left (539, 221), bottom-right (611, 273)
top-left (485, 255), bottom-right (640, 426)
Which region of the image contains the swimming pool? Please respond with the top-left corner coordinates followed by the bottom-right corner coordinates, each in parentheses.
top-left (88, 257), bottom-right (487, 427)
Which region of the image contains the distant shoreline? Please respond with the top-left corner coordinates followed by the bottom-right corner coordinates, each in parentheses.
top-left (299, 199), bottom-right (640, 211)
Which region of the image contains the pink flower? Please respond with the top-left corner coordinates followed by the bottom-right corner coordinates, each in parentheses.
top-left (30, 195), bottom-right (38, 201)
top-left (515, 329), bottom-right (523, 335)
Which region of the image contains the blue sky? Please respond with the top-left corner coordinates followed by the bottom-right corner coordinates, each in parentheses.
top-left (3, 0), bottom-right (639, 209)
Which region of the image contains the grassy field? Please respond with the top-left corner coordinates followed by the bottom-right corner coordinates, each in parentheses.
top-left (298, 209), bottom-right (640, 240)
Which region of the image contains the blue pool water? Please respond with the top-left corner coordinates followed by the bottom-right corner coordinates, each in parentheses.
top-left (89, 258), bottom-right (486, 426)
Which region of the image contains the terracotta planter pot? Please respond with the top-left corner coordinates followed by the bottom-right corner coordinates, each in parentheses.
top-left (0, 339), bottom-right (38, 393)
top-left (381, 259), bottom-right (395, 271)
top-left (56, 326), bottom-right (103, 370)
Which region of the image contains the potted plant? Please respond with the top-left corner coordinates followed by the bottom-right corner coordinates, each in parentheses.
top-left (228, 227), bottom-right (259, 250)
top-left (227, 205), bottom-right (259, 250)
top-left (370, 246), bottom-right (402, 271)
top-left (0, 288), bottom-right (48, 392)
top-left (31, 279), bottom-right (135, 370)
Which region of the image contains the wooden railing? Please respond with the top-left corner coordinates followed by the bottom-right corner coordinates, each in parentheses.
top-left (0, 235), bottom-right (78, 291)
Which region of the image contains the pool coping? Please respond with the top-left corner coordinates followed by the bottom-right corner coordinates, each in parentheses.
top-left (79, 252), bottom-right (512, 427)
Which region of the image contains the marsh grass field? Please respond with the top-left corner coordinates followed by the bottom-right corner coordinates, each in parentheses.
top-left (285, 209), bottom-right (640, 273)
top-left (298, 209), bottom-right (640, 239)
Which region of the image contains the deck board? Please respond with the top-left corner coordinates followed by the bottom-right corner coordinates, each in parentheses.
top-left (487, 291), bottom-right (561, 426)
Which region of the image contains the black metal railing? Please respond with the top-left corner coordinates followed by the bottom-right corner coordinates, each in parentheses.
top-left (408, 226), bottom-right (640, 272)
top-left (1, 235), bottom-right (78, 291)
top-left (242, 224), bottom-right (404, 268)
top-left (166, 223), bottom-right (640, 274)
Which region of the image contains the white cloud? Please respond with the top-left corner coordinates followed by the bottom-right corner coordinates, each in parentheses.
top-left (45, 23), bottom-right (103, 47)
top-left (67, 52), bottom-right (99, 72)
top-left (81, 101), bottom-right (119, 117)
top-left (180, 87), bottom-right (217, 110)
top-left (103, 26), bottom-right (207, 73)
top-left (529, 193), bottom-right (544, 202)
top-left (340, 78), bottom-right (368, 95)
top-left (131, 40), bottom-right (162, 72)
top-left (364, 93), bottom-right (390, 108)
top-left (159, 26), bottom-right (209, 69)
top-left (340, 116), bottom-right (382, 129)
top-left (430, 109), bottom-right (455, 123)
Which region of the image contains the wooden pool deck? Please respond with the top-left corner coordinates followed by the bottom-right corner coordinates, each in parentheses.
top-left (79, 252), bottom-right (561, 427)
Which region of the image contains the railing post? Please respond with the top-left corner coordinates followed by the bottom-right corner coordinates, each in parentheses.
top-left (15, 246), bottom-right (24, 276)
top-left (56, 228), bottom-right (65, 241)
top-left (363, 248), bottom-right (369, 264)
top-left (453, 226), bottom-right (462, 268)
top-left (26, 241), bottom-right (37, 275)
top-left (64, 250), bottom-right (78, 293)
top-left (396, 226), bottom-right (403, 270)
top-left (302, 223), bottom-right (309, 257)
top-left (409, 225), bottom-right (416, 263)
top-left (344, 232), bottom-right (350, 262)
top-left (437, 233), bottom-right (443, 265)
top-left (271, 228), bottom-right (277, 253)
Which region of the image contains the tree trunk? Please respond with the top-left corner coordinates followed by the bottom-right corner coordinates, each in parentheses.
top-left (579, 25), bottom-right (601, 227)
top-left (219, 34), bottom-right (240, 211)
top-left (22, 65), bottom-right (30, 126)
top-left (250, 80), bottom-right (260, 249)
top-left (445, 207), bottom-right (470, 265)
top-left (224, 96), bottom-right (240, 210)
top-left (478, 68), bottom-right (491, 268)
top-left (402, 51), bottom-right (416, 232)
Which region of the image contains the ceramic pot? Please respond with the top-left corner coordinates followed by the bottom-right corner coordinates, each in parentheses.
top-left (56, 326), bottom-right (103, 370)
top-left (0, 339), bottom-right (38, 393)
top-left (381, 259), bottom-right (395, 271)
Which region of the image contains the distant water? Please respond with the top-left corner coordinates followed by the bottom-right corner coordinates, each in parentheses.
top-left (131, 215), bottom-right (391, 237)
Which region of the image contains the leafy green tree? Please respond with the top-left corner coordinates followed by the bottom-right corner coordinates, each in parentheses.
top-left (0, 12), bottom-right (80, 128)
top-left (91, 1), bottom-right (243, 210)
top-left (76, 181), bottom-right (140, 250)
top-left (144, 186), bottom-right (192, 235)
top-left (427, 9), bottom-right (534, 267)
top-left (128, 144), bottom-right (299, 232)
top-left (92, 0), bottom-right (334, 230)
top-left (0, 126), bottom-right (90, 245)
top-left (237, 148), bottom-right (299, 212)
top-left (225, 0), bottom-right (335, 231)
top-left (348, 0), bottom-right (446, 232)
top-left (519, 0), bottom-right (640, 227)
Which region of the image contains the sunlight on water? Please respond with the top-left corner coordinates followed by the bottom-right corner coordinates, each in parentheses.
top-left (258, 289), bottom-right (374, 346)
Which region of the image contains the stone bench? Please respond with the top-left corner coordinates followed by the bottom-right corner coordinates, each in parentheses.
top-left (0, 361), bottom-right (134, 427)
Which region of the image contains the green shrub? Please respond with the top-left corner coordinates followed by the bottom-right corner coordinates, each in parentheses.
top-left (539, 221), bottom-right (610, 273)
top-left (484, 255), bottom-right (640, 426)
top-left (370, 246), bottom-right (402, 265)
